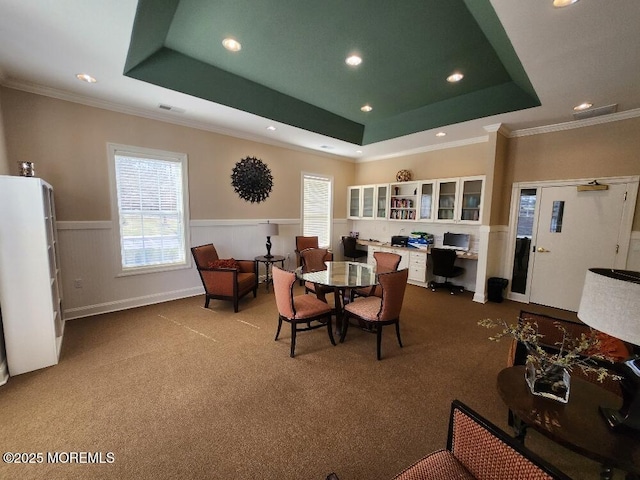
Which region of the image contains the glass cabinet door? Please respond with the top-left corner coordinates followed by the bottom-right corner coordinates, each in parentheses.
top-left (460, 179), bottom-right (483, 222)
top-left (436, 180), bottom-right (458, 221)
top-left (362, 186), bottom-right (375, 218)
top-left (419, 182), bottom-right (434, 220)
top-left (376, 185), bottom-right (388, 219)
top-left (348, 187), bottom-right (361, 218)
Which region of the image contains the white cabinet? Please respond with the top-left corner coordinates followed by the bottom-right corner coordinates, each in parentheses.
top-left (348, 186), bottom-right (362, 219)
top-left (348, 184), bottom-right (387, 220)
top-left (375, 184), bottom-right (388, 219)
top-left (408, 251), bottom-right (428, 283)
top-left (418, 181), bottom-right (435, 221)
top-left (0, 176), bottom-right (64, 376)
top-left (435, 176), bottom-right (485, 224)
top-left (349, 176), bottom-right (484, 224)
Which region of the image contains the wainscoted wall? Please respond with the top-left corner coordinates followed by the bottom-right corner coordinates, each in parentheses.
top-left (58, 219), bottom-right (349, 320)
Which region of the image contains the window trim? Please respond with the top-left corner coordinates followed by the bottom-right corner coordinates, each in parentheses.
top-left (107, 143), bottom-right (191, 276)
top-left (301, 172), bottom-right (333, 249)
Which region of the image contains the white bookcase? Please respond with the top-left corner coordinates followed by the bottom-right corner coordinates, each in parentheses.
top-left (0, 175), bottom-right (64, 376)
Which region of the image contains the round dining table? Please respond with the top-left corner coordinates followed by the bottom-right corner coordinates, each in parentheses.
top-left (296, 261), bottom-right (378, 332)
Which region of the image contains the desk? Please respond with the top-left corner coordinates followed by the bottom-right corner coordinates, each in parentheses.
top-left (254, 255), bottom-right (285, 292)
top-left (296, 261), bottom-right (377, 331)
top-left (356, 239), bottom-right (478, 260)
top-left (497, 366), bottom-right (640, 479)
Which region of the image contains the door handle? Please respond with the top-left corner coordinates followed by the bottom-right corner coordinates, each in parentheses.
top-left (537, 247), bottom-right (550, 253)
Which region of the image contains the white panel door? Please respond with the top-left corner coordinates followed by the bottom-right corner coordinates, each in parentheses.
top-left (529, 184), bottom-right (627, 311)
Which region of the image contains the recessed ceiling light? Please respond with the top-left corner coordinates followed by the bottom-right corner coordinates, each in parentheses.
top-left (266, 125), bottom-right (277, 131)
top-left (361, 104), bottom-right (373, 113)
top-left (553, 0), bottom-right (579, 7)
top-left (436, 132), bottom-right (446, 137)
top-left (447, 72), bottom-right (464, 83)
top-left (76, 73), bottom-right (96, 83)
top-left (356, 150), bottom-right (363, 154)
top-left (573, 102), bottom-right (593, 111)
top-left (345, 55), bottom-right (362, 66)
top-left (222, 38), bottom-right (242, 52)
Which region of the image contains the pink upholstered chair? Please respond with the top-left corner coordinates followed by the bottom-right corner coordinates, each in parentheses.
top-left (328, 400), bottom-right (569, 479)
top-left (272, 266), bottom-right (335, 358)
top-left (191, 244), bottom-right (257, 313)
top-left (353, 251), bottom-right (401, 299)
top-left (391, 400), bottom-right (571, 480)
top-left (299, 247), bottom-right (334, 302)
top-left (340, 268), bottom-right (408, 360)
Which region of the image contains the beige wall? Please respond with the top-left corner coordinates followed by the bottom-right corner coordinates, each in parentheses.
top-left (501, 117), bottom-right (640, 229)
top-left (0, 90), bottom-right (9, 175)
top-left (354, 141), bottom-right (489, 186)
top-left (0, 87), bottom-right (355, 221)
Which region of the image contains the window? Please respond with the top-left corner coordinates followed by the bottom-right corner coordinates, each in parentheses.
top-left (108, 143), bottom-right (190, 274)
top-left (302, 173), bottom-right (333, 248)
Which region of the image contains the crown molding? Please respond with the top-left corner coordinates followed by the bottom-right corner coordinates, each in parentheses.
top-left (0, 78), bottom-right (354, 163)
top-left (4, 78), bottom-right (639, 161)
top-left (358, 135), bottom-right (489, 163)
top-left (510, 108), bottom-right (640, 137)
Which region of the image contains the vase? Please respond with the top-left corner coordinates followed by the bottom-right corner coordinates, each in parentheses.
top-left (525, 359), bottom-right (571, 403)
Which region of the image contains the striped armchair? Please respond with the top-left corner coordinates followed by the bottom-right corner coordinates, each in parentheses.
top-left (327, 400), bottom-right (570, 480)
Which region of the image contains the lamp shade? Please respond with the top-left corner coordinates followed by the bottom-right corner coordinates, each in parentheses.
top-left (258, 222), bottom-right (279, 236)
top-left (577, 268), bottom-right (640, 346)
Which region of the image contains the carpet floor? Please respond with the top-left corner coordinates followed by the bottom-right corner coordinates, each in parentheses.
top-left (0, 284), bottom-right (623, 479)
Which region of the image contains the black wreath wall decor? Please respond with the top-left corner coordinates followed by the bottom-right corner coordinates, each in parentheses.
top-left (231, 156), bottom-right (273, 203)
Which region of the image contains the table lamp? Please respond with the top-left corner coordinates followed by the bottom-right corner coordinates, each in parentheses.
top-left (577, 268), bottom-right (640, 432)
top-left (259, 221), bottom-right (279, 258)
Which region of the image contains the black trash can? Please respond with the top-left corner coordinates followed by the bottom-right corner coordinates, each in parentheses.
top-left (487, 277), bottom-right (508, 303)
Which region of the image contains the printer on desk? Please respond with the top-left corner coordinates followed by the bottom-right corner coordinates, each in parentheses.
top-left (391, 235), bottom-right (409, 247)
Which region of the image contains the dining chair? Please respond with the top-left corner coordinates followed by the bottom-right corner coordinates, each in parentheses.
top-left (340, 268), bottom-right (409, 360)
top-left (299, 247), bottom-right (334, 302)
top-left (272, 266), bottom-right (335, 358)
top-left (295, 235), bottom-right (319, 285)
top-left (352, 251), bottom-right (401, 300)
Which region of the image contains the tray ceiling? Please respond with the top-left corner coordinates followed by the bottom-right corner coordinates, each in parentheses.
top-left (124, 0), bottom-right (539, 145)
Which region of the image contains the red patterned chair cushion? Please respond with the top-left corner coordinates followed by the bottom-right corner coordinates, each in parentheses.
top-left (208, 258), bottom-right (240, 270)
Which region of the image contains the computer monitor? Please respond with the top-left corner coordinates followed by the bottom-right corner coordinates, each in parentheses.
top-left (442, 232), bottom-right (470, 251)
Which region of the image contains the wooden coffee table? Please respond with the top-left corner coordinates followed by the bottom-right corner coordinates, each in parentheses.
top-left (497, 366), bottom-right (640, 480)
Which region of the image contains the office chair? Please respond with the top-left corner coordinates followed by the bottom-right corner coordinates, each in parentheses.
top-left (429, 248), bottom-right (465, 294)
top-left (342, 236), bottom-right (367, 262)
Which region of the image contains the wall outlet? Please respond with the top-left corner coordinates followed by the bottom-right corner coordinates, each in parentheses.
top-left (73, 278), bottom-right (83, 289)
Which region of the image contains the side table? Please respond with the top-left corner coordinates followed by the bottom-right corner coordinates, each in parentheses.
top-left (254, 255), bottom-right (285, 292)
top-left (497, 366), bottom-right (640, 480)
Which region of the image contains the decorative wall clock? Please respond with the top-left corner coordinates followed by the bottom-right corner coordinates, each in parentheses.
top-left (231, 156), bottom-right (273, 203)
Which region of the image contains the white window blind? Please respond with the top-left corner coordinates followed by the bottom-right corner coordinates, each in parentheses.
top-left (113, 152), bottom-right (187, 271)
top-left (303, 174), bottom-right (332, 248)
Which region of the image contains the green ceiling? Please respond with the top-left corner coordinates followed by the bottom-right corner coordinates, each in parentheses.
top-left (124, 0), bottom-right (539, 145)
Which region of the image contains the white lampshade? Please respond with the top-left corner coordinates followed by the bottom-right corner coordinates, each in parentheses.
top-left (259, 222), bottom-right (279, 236)
top-left (577, 268), bottom-right (640, 346)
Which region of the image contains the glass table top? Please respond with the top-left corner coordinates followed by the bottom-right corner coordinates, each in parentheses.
top-left (297, 261), bottom-right (377, 288)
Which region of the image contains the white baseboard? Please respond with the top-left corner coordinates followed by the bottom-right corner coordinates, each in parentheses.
top-left (64, 287), bottom-right (203, 320)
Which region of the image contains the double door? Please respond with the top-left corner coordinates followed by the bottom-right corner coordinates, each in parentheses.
top-left (508, 178), bottom-right (637, 312)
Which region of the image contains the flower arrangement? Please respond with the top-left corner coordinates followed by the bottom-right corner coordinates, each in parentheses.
top-left (478, 318), bottom-right (621, 383)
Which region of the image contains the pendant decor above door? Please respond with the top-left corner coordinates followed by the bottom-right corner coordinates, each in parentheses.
top-left (231, 156), bottom-right (273, 203)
